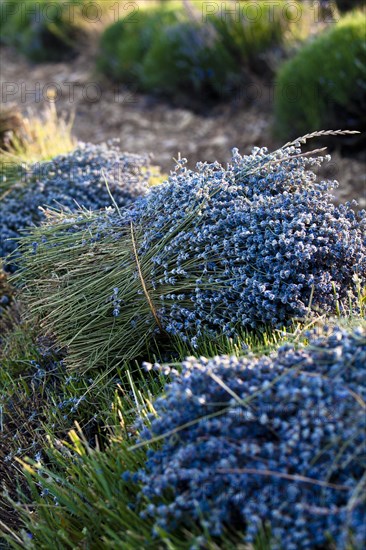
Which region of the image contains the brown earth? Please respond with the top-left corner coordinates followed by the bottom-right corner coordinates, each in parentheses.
top-left (1, 45), bottom-right (365, 207)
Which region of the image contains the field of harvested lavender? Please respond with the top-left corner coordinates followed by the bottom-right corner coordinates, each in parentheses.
top-left (1, 1), bottom-right (365, 549)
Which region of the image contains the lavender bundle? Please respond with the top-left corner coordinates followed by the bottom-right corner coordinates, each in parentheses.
top-left (132, 327), bottom-right (366, 549)
top-left (1, 141), bottom-right (152, 264)
top-left (15, 132), bottom-right (366, 371)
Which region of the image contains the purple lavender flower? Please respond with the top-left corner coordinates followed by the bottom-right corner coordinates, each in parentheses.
top-left (135, 327), bottom-right (366, 549)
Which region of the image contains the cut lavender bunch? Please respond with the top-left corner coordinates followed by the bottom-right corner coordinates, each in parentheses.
top-left (132, 327), bottom-right (366, 549)
top-left (1, 140), bottom-right (152, 267)
top-left (14, 132), bottom-right (366, 371)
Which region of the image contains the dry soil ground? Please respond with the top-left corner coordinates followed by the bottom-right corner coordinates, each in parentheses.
top-left (1, 46), bottom-right (365, 206)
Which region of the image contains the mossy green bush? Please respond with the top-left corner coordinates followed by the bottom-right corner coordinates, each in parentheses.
top-left (0, 0), bottom-right (84, 62)
top-left (97, 1), bottom-right (311, 98)
top-left (274, 10), bottom-right (366, 139)
top-left (97, 5), bottom-right (181, 83)
top-left (209, 0), bottom-right (309, 69)
top-left (141, 20), bottom-right (238, 97)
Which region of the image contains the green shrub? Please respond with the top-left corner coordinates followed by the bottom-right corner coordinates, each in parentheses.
top-left (141, 20), bottom-right (238, 97)
top-left (274, 10), bottom-right (366, 139)
top-left (0, 0), bottom-right (84, 62)
top-left (209, 0), bottom-right (309, 69)
top-left (97, 1), bottom-right (311, 98)
top-left (97, 5), bottom-right (181, 83)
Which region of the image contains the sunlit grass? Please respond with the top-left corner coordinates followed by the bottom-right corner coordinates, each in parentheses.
top-left (0, 103), bottom-right (75, 197)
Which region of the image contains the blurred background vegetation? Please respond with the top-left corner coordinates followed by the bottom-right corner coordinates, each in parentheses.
top-left (1, 0), bottom-right (365, 150)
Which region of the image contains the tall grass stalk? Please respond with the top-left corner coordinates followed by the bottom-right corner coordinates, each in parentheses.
top-left (0, 104), bottom-right (75, 196)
